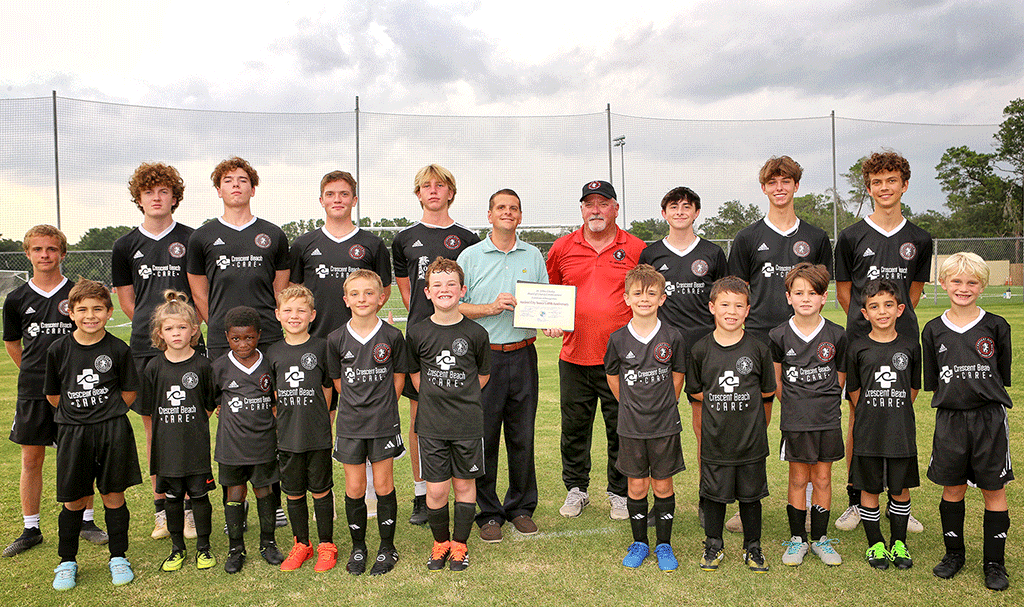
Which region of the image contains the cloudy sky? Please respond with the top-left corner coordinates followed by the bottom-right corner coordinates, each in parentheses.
top-left (2, 0), bottom-right (1022, 242)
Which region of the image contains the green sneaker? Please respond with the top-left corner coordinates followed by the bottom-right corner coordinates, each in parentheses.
top-left (161, 549), bottom-right (186, 572)
top-left (889, 540), bottom-right (912, 570)
top-left (196, 548), bottom-right (216, 570)
top-left (866, 542), bottom-right (889, 570)
top-left (743, 543), bottom-right (769, 573)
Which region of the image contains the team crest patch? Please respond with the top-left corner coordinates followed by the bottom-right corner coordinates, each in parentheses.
top-left (816, 342), bottom-right (835, 363)
top-left (444, 235), bottom-right (462, 250)
top-left (587, 181), bottom-right (601, 190)
top-left (182, 372), bottom-right (199, 389)
top-left (255, 233), bottom-right (271, 249)
top-left (452, 337), bottom-right (469, 357)
top-left (94, 355), bottom-right (112, 373)
top-left (168, 242), bottom-right (186, 258)
top-left (899, 242), bottom-right (916, 260)
top-left (691, 259), bottom-right (708, 277)
top-left (613, 249), bottom-right (626, 261)
top-left (735, 356), bottom-right (753, 375)
top-left (258, 373), bottom-right (272, 392)
top-left (976, 336), bottom-right (995, 359)
top-left (654, 343), bottom-right (672, 363)
top-left (891, 352), bottom-right (909, 371)
top-left (58, 299), bottom-right (70, 316)
top-left (349, 244), bottom-right (366, 260)
top-left (373, 343), bottom-right (391, 363)
top-left (792, 241), bottom-right (810, 257)
top-left (300, 353), bottom-right (317, 370)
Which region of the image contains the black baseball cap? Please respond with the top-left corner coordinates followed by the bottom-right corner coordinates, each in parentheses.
top-left (580, 180), bottom-right (616, 202)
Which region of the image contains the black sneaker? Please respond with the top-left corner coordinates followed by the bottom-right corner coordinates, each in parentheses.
top-left (224, 547), bottom-right (246, 574)
top-left (80, 520), bottom-right (108, 545)
top-left (409, 495), bottom-right (428, 526)
top-left (743, 543), bottom-right (769, 573)
top-left (259, 541), bottom-right (284, 565)
top-left (346, 547), bottom-right (367, 575)
top-left (984, 561), bottom-right (1009, 591)
top-left (369, 547), bottom-right (399, 576)
top-left (933, 552), bottom-right (965, 579)
top-left (3, 529), bottom-right (43, 557)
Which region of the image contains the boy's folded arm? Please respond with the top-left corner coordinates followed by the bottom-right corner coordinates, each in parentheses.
top-left (46, 394), bottom-right (59, 407)
top-left (123, 390), bottom-right (136, 407)
top-left (605, 374), bottom-right (619, 400)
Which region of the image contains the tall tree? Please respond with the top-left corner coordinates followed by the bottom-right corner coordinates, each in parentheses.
top-left (698, 200), bottom-right (762, 241)
top-left (627, 218), bottom-right (669, 242)
top-left (841, 157), bottom-right (871, 218)
top-left (935, 146), bottom-right (1015, 237)
top-left (993, 98), bottom-right (1024, 237)
top-left (73, 225), bottom-right (133, 250)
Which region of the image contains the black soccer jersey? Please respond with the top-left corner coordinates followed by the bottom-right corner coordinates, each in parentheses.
top-left (834, 217), bottom-right (932, 339)
top-left (406, 316), bottom-right (490, 440)
top-left (769, 317), bottom-right (847, 432)
top-left (639, 238), bottom-right (728, 350)
top-left (112, 222), bottom-right (200, 358)
top-left (685, 332), bottom-right (776, 465)
top-left (44, 332), bottom-right (139, 425)
top-left (289, 227), bottom-right (392, 337)
top-left (922, 310), bottom-right (1012, 411)
top-left (845, 333), bottom-right (921, 458)
top-left (212, 351), bottom-right (277, 466)
top-left (327, 319), bottom-right (411, 439)
top-left (267, 337), bottom-right (333, 452)
top-left (139, 353), bottom-right (216, 477)
top-left (392, 222), bottom-right (479, 326)
top-left (728, 218), bottom-right (833, 336)
top-left (605, 320), bottom-right (686, 439)
top-left (186, 217), bottom-right (289, 351)
top-left (3, 278), bottom-right (74, 396)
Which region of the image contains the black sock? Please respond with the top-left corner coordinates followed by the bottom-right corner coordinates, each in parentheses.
top-left (810, 505), bottom-right (829, 541)
top-left (847, 484), bottom-right (860, 508)
top-left (452, 502), bottom-right (475, 545)
top-left (345, 494), bottom-right (367, 550)
top-left (154, 498), bottom-right (166, 514)
top-left (787, 504), bottom-right (807, 542)
top-left (191, 494), bottom-right (213, 552)
top-left (860, 505), bottom-right (884, 546)
top-left (184, 498), bottom-right (192, 512)
top-left (166, 496), bottom-right (186, 552)
top-left (256, 494), bottom-right (277, 545)
top-left (272, 482), bottom-right (282, 511)
top-left (703, 500), bottom-right (726, 541)
top-left (287, 495), bottom-right (310, 546)
top-left (313, 492), bottom-right (334, 545)
top-left (983, 509), bottom-right (1010, 565)
top-left (888, 496), bottom-right (910, 543)
top-left (57, 506), bottom-right (84, 563)
top-left (739, 500), bottom-right (762, 549)
top-left (376, 490), bottom-right (398, 550)
top-left (627, 497), bottom-right (648, 544)
top-left (105, 503), bottom-right (130, 559)
top-left (652, 494), bottom-right (675, 546)
top-left (225, 501), bottom-right (245, 551)
top-left (427, 504), bottom-right (451, 544)
top-left (939, 499), bottom-right (965, 555)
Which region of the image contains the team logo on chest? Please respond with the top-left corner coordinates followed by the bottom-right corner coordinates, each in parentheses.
top-left (300, 353), bottom-right (318, 370)
top-left (349, 244), bottom-right (366, 260)
top-left (373, 343), bottom-right (391, 363)
top-left (168, 242), bottom-right (186, 258)
top-left (94, 355), bottom-right (112, 373)
top-left (691, 259), bottom-right (708, 277)
top-left (452, 338), bottom-right (469, 357)
top-left (891, 352), bottom-right (909, 371)
top-left (258, 373), bottom-right (272, 392)
top-left (182, 371), bottom-right (199, 389)
top-left (816, 342), bottom-right (835, 363)
top-left (654, 342), bottom-right (672, 363)
top-left (59, 300), bottom-right (70, 316)
top-left (613, 249), bottom-right (626, 261)
top-left (899, 242), bottom-right (916, 260)
top-left (792, 241), bottom-right (810, 257)
top-left (444, 235), bottom-right (462, 250)
top-left (736, 356), bottom-right (753, 375)
top-left (976, 336), bottom-right (995, 359)
top-left (255, 233), bottom-right (271, 249)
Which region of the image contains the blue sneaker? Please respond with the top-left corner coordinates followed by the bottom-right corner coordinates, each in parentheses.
top-left (109, 556), bottom-right (134, 586)
top-left (622, 541), bottom-right (649, 568)
top-left (654, 543), bottom-right (678, 572)
top-left (52, 561), bottom-right (77, 591)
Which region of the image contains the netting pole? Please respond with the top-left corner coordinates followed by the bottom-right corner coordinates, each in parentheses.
top-left (831, 110), bottom-right (839, 308)
top-left (52, 90), bottom-right (61, 230)
top-left (607, 104), bottom-right (613, 186)
top-left (354, 95), bottom-right (361, 226)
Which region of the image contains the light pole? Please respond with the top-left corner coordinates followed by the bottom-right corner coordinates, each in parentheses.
top-left (613, 135), bottom-right (626, 226)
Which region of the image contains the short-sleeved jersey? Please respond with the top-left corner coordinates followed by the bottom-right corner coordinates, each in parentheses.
top-left (112, 222), bottom-right (200, 358)
top-left (922, 310), bottom-right (1012, 411)
top-left (186, 217), bottom-right (290, 351)
top-left (639, 238), bottom-right (728, 350)
top-left (212, 351), bottom-right (277, 466)
top-left (266, 337), bottom-right (333, 453)
top-left (139, 352), bottom-right (216, 477)
top-left (44, 332), bottom-right (138, 425)
top-left (727, 218), bottom-right (833, 337)
top-left (3, 277), bottom-right (74, 396)
top-left (546, 226), bottom-right (647, 366)
top-left (406, 317), bottom-right (491, 440)
top-left (769, 317), bottom-right (847, 431)
top-left (289, 227), bottom-right (392, 337)
top-left (834, 217), bottom-right (932, 339)
top-left (327, 319), bottom-right (411, 439)
top-left (685, 332), bottom-right (776, 465)
top-left (604, 320), bottom-right (686, 439)
top-left (845, 333), bottom-right (921, 458)
top-left (391, 222), bottom-right (479, 327)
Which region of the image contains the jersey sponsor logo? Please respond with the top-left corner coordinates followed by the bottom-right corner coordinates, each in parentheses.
top-left (654, 342), bottom-right (672, 363)
top-left (77, 368), bottom-right (100, 390)
top-left (891, 352), bottom-right (909, 371)
top-left (228, 396), bottom-right (243, 413)
top-left (59, 299), bottom-right (70, 316)
top-left (785, 366), bottom-right (799, 382)
top-left (757, 242), bottom-right (769, 252)
top-left (816, 341), bottom-right (835, 363)
top-left (664, 282), bottom-right (675, 295)
top-left (718, 370), bottom-right (739, 393)
top-left (691, 259), bottom-right (708, 277)
top-left (94, 355), bottom-right (112, 373)
top-left (451, 337), bottom-right (469, 356)
top-left (311, 248), bottom-right (322, 256)
top-left (259, 373), bottom-right (272, 392)
top-left (435, 349), bottom-right (456, 371)
top-left (863, 247), bottom-right (875, 257)
top-left (761, 261), bottom-right (774, 278)
top-left (373, 343), bottom-right (391, 363)
top-left (300, 353), bottom-right (318, 370)
top-left (133, 250), bottom-right (145, 259)
top-left (939, 365), bottom-right (954, 384)
top-left (254, 233), bottom-right (272, 249)
top-left (613, 248), bottom-right (626, 261)
top-left (899, 242), bottom-right (916, 260)
top-left (349, 244), bottom-right (366, 260)
top-left (213, 238), bottom-right (226, 246)
top-left (26, 323), bottom-right (40, 337)
top-left (976, 336), bottom-right (995, 358)
top-left (443, 235), bottom-right (462, 250)
top-left (735, 356), bottom-right (753, 375)
top-left (138, 264), bottom-right (153, 279)
top-left (285, 366), bottom-right (305, 388)
top-left (168, 242), bottom-right (186, 258)
top-left (866, 265), bottom-right (880, 280)
top-left (216, 255), bottom-right (231, 270)
top-left (412, 240), bottom-right (424, 247)
top-left (874, 365), bottom-right (897, 388)
top-left (344, 367), bottom-right (356, 384)
top-left (315, 264), bottom-right (330, 278)
top-left (417, 255), bottom-right (430, 280)
top-left (166, 385), bottom-right (186, 407)
top-left (182, 371), bottom-right (199, 389)
top-left (792, 240), bottom-right (810, 257)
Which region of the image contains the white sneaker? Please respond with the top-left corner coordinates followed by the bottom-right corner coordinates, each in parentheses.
top-left (725, 511), bottom-right (743, 533)
top-left (810, 536), bottom-right (842, 566)
top-left (151, 511), bottom-right (169, 540)
top-left (781, 536), bottom-right (808, 566)
top-left (835, 505), bottom-right (860, 531)
top-left (907, 512), bottom-right (924, 533)
top-left (607, 493), bottom-right (628, 520)
top-left (183, 509), bottom-right (197, 540)
top-left (559, 488), bottom-right (589, 517)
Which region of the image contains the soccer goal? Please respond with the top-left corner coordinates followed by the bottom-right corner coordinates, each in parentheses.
top-left (0, 270), bottom-right (29, 304)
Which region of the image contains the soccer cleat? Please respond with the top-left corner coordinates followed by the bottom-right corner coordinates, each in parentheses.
top-left (448, 542), bottom-right (469, 572)
top-left (810, 536), bottom-right (842, 566)
top-left (427, 540), bottom-right (450, 571)
top-left (151, 510), bottom-right (170, 539)
top-left (275, 508), bottom-right (288, 528)
top-left (161, 549), bottom-right (186, 572)
top-left (725, 511), bottom-right (743, 533)
top-left (109, 556), bottom-right (134, 585)
top-left (743, 544), bottom-right (769, 573)
top-left (195, 548), bottom-right (216, 570)
top-left (622, 541), bottom-right (649, 569)
top-left (654, 543), bottom-right (678, 572)
top-left (409, 495), bottom-right (429, 526)
top-left (984, 561), bottom-right (1010, 591)
top-left (346, 547), bottom-right (367, 575)
top-left (932, 552), bottom-right (965, 579)
top-left (607, 493), bottom-right (628, 521)
top-left (370, 546), bottom-right (399, 576)
top-left (835, 505), bottom-right (860, 531)
top-left (781, 536), bottom-right (808, 566)
top-left (280, 540), bottom-right (314, 571)
top-left (183, 509), bottom-right (197, 540)
top-left (52, 561), bottom-right (77, 591)
top-left (80, 520), bottom-right (108, 545)
top-left (259, 541), bottom-right (284, 566)
top-left (3, 528), bottom-right (43, 557)
top-left (700, 538), bottom-right (725, 571)
top-left (559, 488), bottom-right (589, 518)
top-left (866, 542), bottom-right (889, 570)
top-left (224, 547), bottom-right (246, 574)
top-left (889, 540), bottom-right (912, 569)
top-left (479, 520), bottom-right (503, 543)
top-left (314, 542), bottom-right (338, 572)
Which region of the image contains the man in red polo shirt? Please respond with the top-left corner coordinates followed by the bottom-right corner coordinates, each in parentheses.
top-left (546, 180), bottom-right (646, 520)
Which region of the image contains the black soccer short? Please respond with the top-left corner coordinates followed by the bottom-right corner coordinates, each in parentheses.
top-left (279, 448), bottom-right (334, 496)
top-left (418, 436), bottom-right (484, 483)
top-left (55, 416), bottom-right (143, 503)
top-left (700, 459), bottom-right (769, 504)
top-left (333, 434), bottom-right (405, 466)
top-left (9, 397), bottom-right (57, 446)
top-left (779, 429), bottom-right (844, 464)
top-left (616, 434), bottom-right (685, 480)
top-left (218, 460), bottom-right (279, 489)
top-left (402, 382), bottom-right (419, 401)
top-left (156, 473), bottom-right (216, 499)
top-left (927, 404), bottom-right (1014, 491)
top-left (849, 455), bottom-right (920, 495)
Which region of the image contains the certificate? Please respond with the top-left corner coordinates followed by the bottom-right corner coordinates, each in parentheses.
top-left (513, 282), bottom-right (576, 330)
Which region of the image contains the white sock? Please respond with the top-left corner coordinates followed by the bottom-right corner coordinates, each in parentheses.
top-left (83, 508), bottom-right (94, 522)
top-left (24, 514), bottom-right (40, 530)
top-left (414, 480), bottom-right (427, 497)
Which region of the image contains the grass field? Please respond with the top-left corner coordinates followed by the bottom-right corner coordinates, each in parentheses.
top-left (0, 297), bottom-right (1021, 606)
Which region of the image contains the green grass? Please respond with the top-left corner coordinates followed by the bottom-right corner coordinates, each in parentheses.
top-left (0, 301), bottom-right (1021, 605)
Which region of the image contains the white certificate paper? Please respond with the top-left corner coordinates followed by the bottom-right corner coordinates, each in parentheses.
top-left (513, 282), bottom-right (576, 330)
